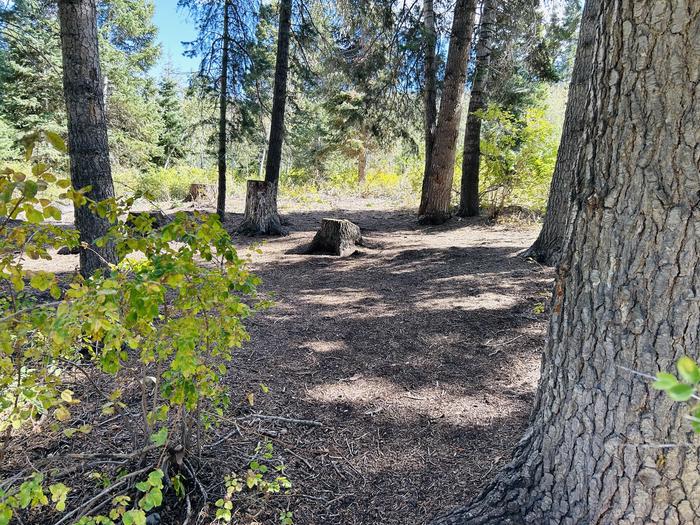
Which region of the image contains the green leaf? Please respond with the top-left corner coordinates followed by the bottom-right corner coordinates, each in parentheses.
top-left (49, 483), bottom-right (70, 512)
top-left (149, 427), bottom-right (168, 446)
top-left (30, 271), bottom-right (54, 292)
top-left (652, 372), bottom-right (678, 391)
top-left (677, 356), bottom-right (700, 384)
top-left (0, 507), bottom-right (12, 525)
top-left (668, 383), bottom-right (695, 402)
top-left (45, 131), bottom-right (67, 153)
top-left (25, 206), bottom-right (43, 224)
top-left (122, 509), bottom-right (146, 525)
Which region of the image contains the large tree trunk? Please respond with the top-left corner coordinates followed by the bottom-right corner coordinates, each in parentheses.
top-left (418, 0), bottom-right (477, 224)
top-left (57, 0), bottom-right (117, 278)
top-left (216, 0), bottom-right (230, 221)
top-left (457, 0), bottom-right (496, 218)
top-left (434, 1), bottom-right (700, 523)
top-left (523, 0), bottom-right (598, 265)
top-left (420, 0), bottom-right (438, 197)
top-left (237, 180), bottom-right (285, 236)
top-left (241, 0), bottom-right (291, 235)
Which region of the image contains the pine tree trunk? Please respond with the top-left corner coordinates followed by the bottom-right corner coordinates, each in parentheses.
top-left (420, 0), bottom-right (438, 197)
top-left (57, 0), bottom-right (117, 278)
top-left (457, 0), bottom-right (496, 218)
top-left (419, 0), bottom-right (477, 224)
top-left (358, 147), bottom-right (367, 184)
top-left (434, 1), bottom-right (700, 523)
top-left (523, 0), bottom-right (598, 265)
top-left (216, 0), bottom-right (230, 221)
top-left (241, 0), bottom-right (291, 235)
top-left (237, 180), bottom-right (286, 236)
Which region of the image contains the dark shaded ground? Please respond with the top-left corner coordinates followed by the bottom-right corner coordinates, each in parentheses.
top-left (10, 201), bottom-right (552, 524)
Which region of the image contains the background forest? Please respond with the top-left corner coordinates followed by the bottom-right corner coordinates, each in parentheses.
top-left (0, 0), bottom-right (579, 214)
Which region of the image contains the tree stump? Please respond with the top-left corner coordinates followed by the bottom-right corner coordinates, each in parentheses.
top-left (307, 219), bottom-right (362, 256)
top-left (184, 183), bottom-right (216, 203)
top-left (237, 180), bottom-right (286, 235)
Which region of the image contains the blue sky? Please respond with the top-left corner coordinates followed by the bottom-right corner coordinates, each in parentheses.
top-left (153, 0), bottom-right (199, 75)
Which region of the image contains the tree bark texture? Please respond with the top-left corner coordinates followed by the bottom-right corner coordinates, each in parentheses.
top-left (242, 0), bottom-right (291, 234)
top-left (457, 0), bottom-right (496, 218)
top-left (57, 0), bottom-right (117, 278)
top-left (237, 180), bottom-right (286, 236)
top-left (434, 1), bottom-right (700, 523)
top-left (216, 0), bottom-right (230, 220)
top-left (421, 0), bottom-right (438, 198)
top-left (524, 0), bottom-right (598, 266)
top-left (419, 0), bottom-right (478, 224)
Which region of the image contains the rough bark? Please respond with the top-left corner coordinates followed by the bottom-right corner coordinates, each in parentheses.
top-left (421, 0), bottom-right (438, 197)
top-left (457, 0), bottom-right (496, 218)
top-left (419, 0), bottom-right (478, 224)
top-left (242, 0), bottom-right (291, 234)
top-left (434, 1), bottom-right (700, 523)
top-left (216, 0), bottom-right (230, 220)
top-left (237, 180), bottom-right (286, 236)
top-left (307, 219), bottom-right (362, 257)
top-left (57, 0), bottom-right (117, 278)
top-left (523, 0), bottom-right (598, 265)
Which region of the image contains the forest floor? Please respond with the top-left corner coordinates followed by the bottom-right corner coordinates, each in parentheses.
top-left (14, 196), bottom-right (554, 525)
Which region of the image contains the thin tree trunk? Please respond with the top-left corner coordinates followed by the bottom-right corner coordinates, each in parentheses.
top-left (358, 147), bottom-right (367, 184)
top-left (418, 0), bottom-right (477, 224)
top-left (57, 0), bottom-right (117, 278)
top-left (434, 1), bottom-right (700, 523)
top-left (457, 0), bottom-right (496, 218)
top-left (523, 0), bottom-right (598, 265)
top-left (420, 0), bottom-right (437, 197)
top-left (239, 0), bottom-right (291, 235)
top-left (216, 0), bottom-right (230, 221)
top-left (264, 0), bottom-right (291, 187)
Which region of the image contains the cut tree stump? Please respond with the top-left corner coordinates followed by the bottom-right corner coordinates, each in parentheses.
top-left (238, 180), bottom-right (287, 235)
top-left (184, 183), bottom-right (216, 203)
top-left (307, 218), bottom-right (362, 256)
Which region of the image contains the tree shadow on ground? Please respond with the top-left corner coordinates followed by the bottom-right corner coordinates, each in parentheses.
top-left (221, 209), bottom-right (552, 524)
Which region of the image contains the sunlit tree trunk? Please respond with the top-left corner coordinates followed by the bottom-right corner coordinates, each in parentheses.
top-left (524, 0), bottom-right (598, 265)
top-left (57, 0), bottom-right (117, 277)
top-left (420, 0), bottom-right (437, 197)
top-left (419, 0), bottom-right (477, 224)
top-left (240, 0), bottom-right (290, 235)
top-left (457, 0), bottom-right (496, 218)
top-left (434, 1), bottom-right (700, 523)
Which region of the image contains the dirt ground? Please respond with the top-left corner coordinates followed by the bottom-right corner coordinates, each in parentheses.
top-left (222, 198), bottom-right (553, 524)
top-left (11, 197), bottom-right (554, 524)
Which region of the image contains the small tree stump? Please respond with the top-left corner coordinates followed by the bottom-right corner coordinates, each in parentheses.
top-left (185, 183), bottom-right (216, 202)
top-left (238, 180), bottom-right (287, 235)
top-left (308, 218), bottom-right (362, 256)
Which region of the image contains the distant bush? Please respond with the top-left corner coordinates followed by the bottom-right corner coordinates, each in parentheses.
top-left (477, 104), bottom-right (560, 216)
top-left (115, 165), bottom-right (217, 201)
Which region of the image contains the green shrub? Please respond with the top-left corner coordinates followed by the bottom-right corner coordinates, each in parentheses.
top-left (0, 136), bottom-right (267, 523)
top-left (478, 104), bottom-right (559, 216)
top-left (116, 166), bottom-right (217, 202)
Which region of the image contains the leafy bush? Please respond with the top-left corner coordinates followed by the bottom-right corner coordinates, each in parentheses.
top-left (115, 166), bottom-right (217, 201)
top-left (0, 136), bottom-right (274, 524)
top-left (477, 104), bottom-right (560, 216)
